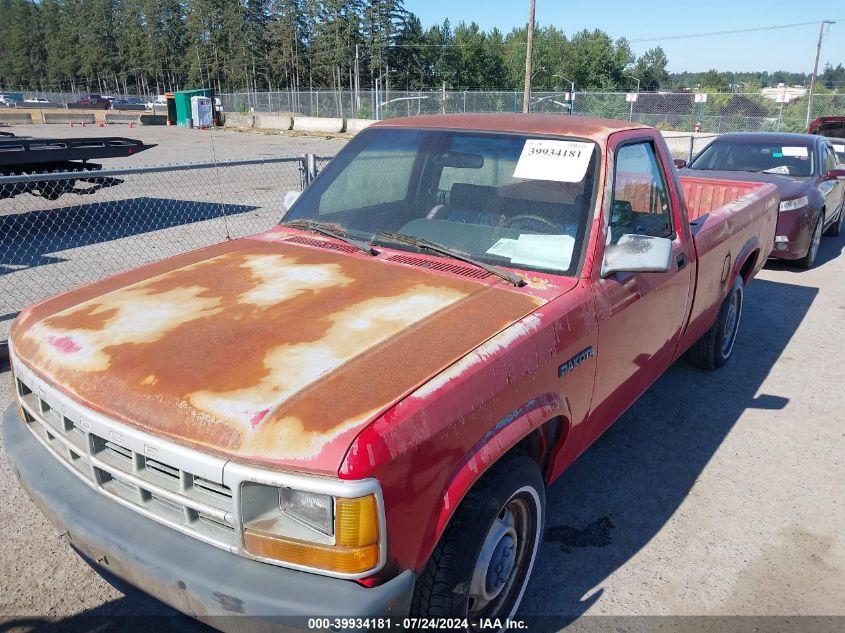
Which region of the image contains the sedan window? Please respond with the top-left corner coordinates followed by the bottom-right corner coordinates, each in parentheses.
top-left (690, 139), bottom-right (814, 177)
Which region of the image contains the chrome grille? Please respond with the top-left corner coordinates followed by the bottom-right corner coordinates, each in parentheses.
top-left (14, 371), bottom-right (237, 550)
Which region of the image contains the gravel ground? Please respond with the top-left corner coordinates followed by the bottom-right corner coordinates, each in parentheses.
top-left (1, 125), bottom-right (844, 630)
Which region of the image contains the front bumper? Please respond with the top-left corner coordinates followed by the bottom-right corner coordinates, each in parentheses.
top-left (2, 405), bottom-right (414, 632)
top-left (770, 207), bottom-right (816, 260)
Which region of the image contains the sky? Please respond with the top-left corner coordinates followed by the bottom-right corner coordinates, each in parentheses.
top-left (410, 0), bottom-right (845, 74)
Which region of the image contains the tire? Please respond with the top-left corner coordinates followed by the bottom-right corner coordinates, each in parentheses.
top-left (824, 205), bottom-right (843, 237)
top-left (795, 214), bottom-right (823, 269)
top-left (688, 275), bottom-right (744, 370)
top-left (410, 454), bottom-right (545, 629)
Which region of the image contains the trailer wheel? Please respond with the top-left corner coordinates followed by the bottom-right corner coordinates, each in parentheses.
top-left (410, 454), bottom-right (544, 629)
top-left (689, 275), bottom-right (744, 370)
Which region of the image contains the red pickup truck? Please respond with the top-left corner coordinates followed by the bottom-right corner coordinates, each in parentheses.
top-left (4, 114), bottom-right (778, 630)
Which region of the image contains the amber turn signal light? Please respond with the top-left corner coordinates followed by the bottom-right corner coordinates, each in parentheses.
top-left (243, 493), bottom-right (380, 575)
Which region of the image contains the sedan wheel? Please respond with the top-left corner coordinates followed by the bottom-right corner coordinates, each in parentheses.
top-left (796, 215), bottom-right (823, 269)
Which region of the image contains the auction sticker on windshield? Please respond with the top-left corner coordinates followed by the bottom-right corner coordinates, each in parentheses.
top-left (513, 139), bottom-right (594, 183)
top-left (782, 146), bottom-right (808, 158)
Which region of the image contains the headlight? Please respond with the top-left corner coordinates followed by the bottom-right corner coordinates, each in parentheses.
top-left (779, 196), bottom-right (808, 212)
top-left (240, 481), bottom-right (381, 576)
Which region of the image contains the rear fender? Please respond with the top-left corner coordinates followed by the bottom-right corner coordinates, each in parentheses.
top-left (732, 237), bottom-right (761, 288)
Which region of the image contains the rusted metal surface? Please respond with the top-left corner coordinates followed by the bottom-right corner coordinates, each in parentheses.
top-left (11, 229), bottom-right (544, 474)
top-left (373, 113), bottom-right (646, 147)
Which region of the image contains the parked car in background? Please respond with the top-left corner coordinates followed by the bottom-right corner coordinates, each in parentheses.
top-left (826, 138), bottom-right (845, 164)
top-left (145, 96), bottom-right (167, 110)
top-left (679, 132), bottom-right (845, 269)
top-left (808, 116), bottom-right (845, 139)
top-left (111, 98), bottom-right (146, 111)
top-left (0, 94), bottom-right (19, 107)
top-left (23, 97), bottom-right (50, 104)
top-left (68, 94), bottom-right (111, 109)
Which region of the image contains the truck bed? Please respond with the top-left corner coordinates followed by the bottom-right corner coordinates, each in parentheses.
top-left (678, 175), bottom-right (779, 355)
top-left (680, 177), bottom-right (767, 220)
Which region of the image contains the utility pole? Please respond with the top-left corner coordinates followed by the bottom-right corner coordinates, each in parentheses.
top-left (522, 0), bottom-right (535, 113)
top-left (806, 20), bottom-right (835, 128)
top-left (355, 44), bottom-right (360, 114)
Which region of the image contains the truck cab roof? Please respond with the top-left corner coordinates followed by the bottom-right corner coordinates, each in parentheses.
top-left (373, 113), bottom-right (649, 145)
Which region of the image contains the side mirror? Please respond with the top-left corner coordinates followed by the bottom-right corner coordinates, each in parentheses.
top-left (673, 158), bottom-right (687, 169)
top-left (825, 168), bottom-right (845, 180)
top-left (601, 234), bottom-right (673, 277)
top-left (282, 190), bottom-right (301, 212)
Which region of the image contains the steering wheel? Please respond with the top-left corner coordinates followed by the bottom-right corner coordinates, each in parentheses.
top-left (506, 214), bottom-right (559, 232)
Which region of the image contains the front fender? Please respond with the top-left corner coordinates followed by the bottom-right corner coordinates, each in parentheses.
top-left (431, 393), bottom-right (568, 541)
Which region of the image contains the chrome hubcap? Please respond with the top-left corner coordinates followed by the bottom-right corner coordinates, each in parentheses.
top-left (468, 496), bottom-right (533, 620)
top-left (721, 290), bottom-right (741, 358)
top-left (486, 534), bottom-right (516, 595)
top-left (470, 508), bottom-right (518, 609)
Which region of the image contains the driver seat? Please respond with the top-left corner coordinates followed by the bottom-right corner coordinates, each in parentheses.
top-left (427, 183), bottom-right (505, 226)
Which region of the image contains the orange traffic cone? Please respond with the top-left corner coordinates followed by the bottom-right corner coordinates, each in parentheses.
top-left (98, 122), bottom-right (104, 127)
top-left (129, 122), bottom-right (134, 128)
top-left (81, 121), bottom-right (86, 128)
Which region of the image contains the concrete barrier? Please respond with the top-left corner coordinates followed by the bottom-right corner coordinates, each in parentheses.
top-left (344, 118), bottom-right (376, 134)
top-left (223, 113), bottom-right (255, 128)
top-left (139, 114), bottom-right (167, 126)
top-left (105, 113), bottom-right (141, 124)
top-left (253, 114), bottom-right (293, 131)
top-left (292, 116), bottom-right (344, 133)
top-left (0, 111), bottom-right (33, 124)
top-left (44, 112), bottom-right (95, 125)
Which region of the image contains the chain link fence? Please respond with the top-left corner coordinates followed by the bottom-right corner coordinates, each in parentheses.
top-left (7, 89), bottom-right (843, 133)
top-left (0, 156), bottom-right (319, 338)
top-left (215, 89), bottom-right (845, 133)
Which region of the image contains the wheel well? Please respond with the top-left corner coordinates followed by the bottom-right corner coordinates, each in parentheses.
top-left (739, 249), bottom-right (759, 284)
top-left (513, 416), bottom-right (567, 477)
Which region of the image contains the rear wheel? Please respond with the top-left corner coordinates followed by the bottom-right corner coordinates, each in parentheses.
top-left (689, 276), bottom-right (744, 370)
top-left (411, 454), bottom-right (545, 630)
top-left (795, 214), bottom-right (823, 269)
top-left (824, 205), bottom-right (843, 237)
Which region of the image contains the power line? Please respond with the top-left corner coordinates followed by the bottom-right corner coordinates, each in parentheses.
top-left (629, 19), bottom-right (844, 43)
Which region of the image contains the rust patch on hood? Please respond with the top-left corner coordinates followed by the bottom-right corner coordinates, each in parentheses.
top-left (11, 238), bottom-right (544, 474)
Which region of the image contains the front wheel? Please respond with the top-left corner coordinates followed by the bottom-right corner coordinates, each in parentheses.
top-left (824, 205), bottom-right (843, 237)
top-left (689, 275), bottom-right (744, 370)
top-left (410, 454), bottom-right (545, 630)
top-left (795, 214), bottom-right (823, 269)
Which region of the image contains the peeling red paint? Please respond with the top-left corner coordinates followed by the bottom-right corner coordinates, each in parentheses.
top-left (249, 408), bottom-right (270, 428)
top-left (47, 335), bottom-right (81, 354)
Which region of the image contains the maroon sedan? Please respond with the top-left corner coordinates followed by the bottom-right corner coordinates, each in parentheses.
top-left (679, 132), bottom-right (845, 268)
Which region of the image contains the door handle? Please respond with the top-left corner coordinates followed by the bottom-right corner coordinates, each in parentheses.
top-left (676, 253), bottom-right (686, 270)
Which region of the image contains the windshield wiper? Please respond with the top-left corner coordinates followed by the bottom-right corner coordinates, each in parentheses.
top-left (374, 231), bottom-right (526, 287)
top-left (282, 219), bottom-right (377, 255)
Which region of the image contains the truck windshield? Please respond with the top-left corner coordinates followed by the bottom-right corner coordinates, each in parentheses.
top-left (690, 138), bottom-right (814, 177)
top-left (284, 128), bottom-right (599, 276)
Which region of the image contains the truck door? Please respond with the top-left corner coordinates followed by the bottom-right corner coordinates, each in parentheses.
top-left (585, 136), bottom-right (694, 440)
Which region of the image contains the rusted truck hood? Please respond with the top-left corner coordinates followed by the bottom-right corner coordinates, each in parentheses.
top-left (10, 233), bottom-right (547, 475)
